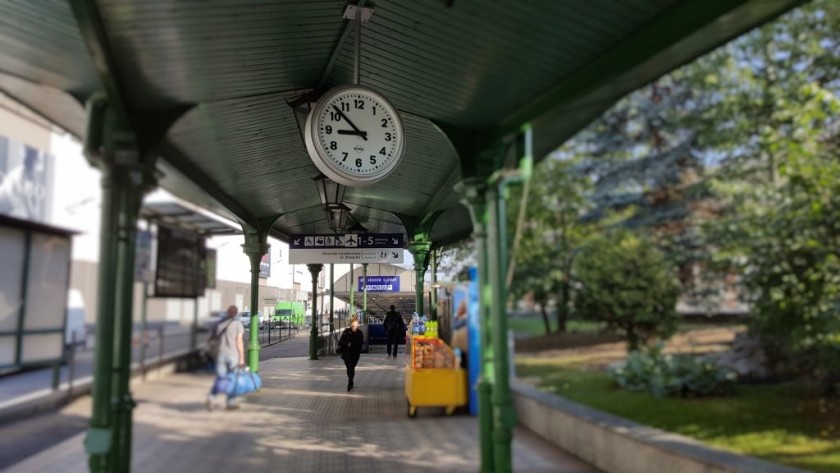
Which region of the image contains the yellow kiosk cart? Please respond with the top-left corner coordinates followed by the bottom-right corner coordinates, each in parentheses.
top-left (404, 334), bottom-right (467, 418)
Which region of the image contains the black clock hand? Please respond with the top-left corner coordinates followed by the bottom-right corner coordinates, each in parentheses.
top-left (337, 129), bottom-right (368, 139)
top-left (332, 105), bottom-right (367, 141)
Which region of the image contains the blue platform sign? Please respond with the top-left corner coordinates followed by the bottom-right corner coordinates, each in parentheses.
top-left (358, 276), bottom-right (400, 292)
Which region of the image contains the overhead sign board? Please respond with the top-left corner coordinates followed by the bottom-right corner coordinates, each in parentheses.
top-left (289, 233), bottom-right (404, 264)
top-left (358, 276), bottom-right (400, 292)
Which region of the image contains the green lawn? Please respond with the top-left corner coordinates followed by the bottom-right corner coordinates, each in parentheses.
top-left (508, 317), bottom-right (603, 337)
top-left (517, 360), bottom-right (840, 473)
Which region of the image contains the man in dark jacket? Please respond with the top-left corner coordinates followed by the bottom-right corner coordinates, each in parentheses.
top-left (382, 305), bottom-right (404, 358)
top-left (338, 316), bottom-right (365, 391)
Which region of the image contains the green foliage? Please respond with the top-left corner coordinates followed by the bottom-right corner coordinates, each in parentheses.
top-left (509, 156), bottom-right (593, 333)
top-left (518, 361), bottom-right (840, 473)
top-left (572, 231), bottom-right (681, 350)
top-left (609, 344), bottom-right (735, 397)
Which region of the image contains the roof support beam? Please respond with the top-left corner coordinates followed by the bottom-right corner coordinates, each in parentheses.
top-left (489, 0), bottom-right (806, 143)
top-left (158, 142), bottom-right (259, 227)
top-left (316, 0), bottom-right (368, 89)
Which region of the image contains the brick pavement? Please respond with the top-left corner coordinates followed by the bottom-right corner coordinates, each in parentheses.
top-left (4, 354), bottom-right (597, 472)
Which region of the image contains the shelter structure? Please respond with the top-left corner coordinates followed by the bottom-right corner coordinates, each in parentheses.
top-left (0, 1), bottom-right (806, 472)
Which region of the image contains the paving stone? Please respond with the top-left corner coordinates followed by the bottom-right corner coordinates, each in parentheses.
top-left (4, 354), bottom-right (597, 472)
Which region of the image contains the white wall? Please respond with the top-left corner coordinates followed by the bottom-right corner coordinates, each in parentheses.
top-left (48, 130), bottom-right (101, 263)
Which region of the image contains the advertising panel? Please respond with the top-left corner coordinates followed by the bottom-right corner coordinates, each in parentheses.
top-left (0, 134), bottom-right (52, 224)
top-left (259, 251), bottom-right (270, 279)
top-left (154, 225), bottom-right (207, 298)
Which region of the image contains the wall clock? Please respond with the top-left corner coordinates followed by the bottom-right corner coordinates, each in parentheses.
top-left (304, 84), bottom-right (405, 187)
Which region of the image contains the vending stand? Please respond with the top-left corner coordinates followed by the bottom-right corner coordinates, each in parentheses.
top-left (404, 334), bottom-right (467, 418)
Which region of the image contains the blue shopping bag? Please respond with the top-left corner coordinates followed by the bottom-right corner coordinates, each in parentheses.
top-left (226, 369), bottom-right (262, 396)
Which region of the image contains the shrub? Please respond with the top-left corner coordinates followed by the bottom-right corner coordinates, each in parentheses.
top-left (573, 231), bottom-right (681, 350)
top-left (609, 344), bottom-right (736, 397)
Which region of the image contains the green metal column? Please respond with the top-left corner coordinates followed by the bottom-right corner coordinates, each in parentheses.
top-left (362, 263), bottom-right (368, 316)
top-left (486, 183), bottom-right (516, 473)
top-left (349, 264), bottom-right (355, 316)
top-left (242, 234), bottom-right (269, 373)
top-left (111, 176), bottom-right (145, 473)
top-left (308, 264), bottom-right (323, 359)
top-left (86, 163), bottom-right (120, 472)
top-left (461, 178), bottom-right (494, 473)
top-left (329, 264), bottom-right (335, 352)
top-left (430, 250), bottom-right (438, 321)
top-left (408, 238), bottom-right (431, 316)
top-left (83, 93), bottom-right (156, 473)
top-left (486, 124), bottom-right (533, 473)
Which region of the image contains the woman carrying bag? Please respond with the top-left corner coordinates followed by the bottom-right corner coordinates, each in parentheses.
top-left (337, 316), bottom-right (364, 391)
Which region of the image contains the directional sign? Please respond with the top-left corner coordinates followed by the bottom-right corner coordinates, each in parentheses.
top-left (289, 233), bottom-right (404, 264)
top-left (358, 276), bottom-right (400, 292)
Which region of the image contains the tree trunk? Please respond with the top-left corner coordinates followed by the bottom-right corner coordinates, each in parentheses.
top-left (556, 280), bottom-right (569, 333)
top-left (539, 301), bottom-right (551, 335)
top-left (626, 324), bottom-right (640, 351)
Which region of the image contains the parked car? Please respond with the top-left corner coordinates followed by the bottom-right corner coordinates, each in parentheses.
top-left (201, 310), bottom-right (227, 333)
top-left (238, 311), bottom-right (264, 330)
top-left (65, 289), bottom-right (87, 350)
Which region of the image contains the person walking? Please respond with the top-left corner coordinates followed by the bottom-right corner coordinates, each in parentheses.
top-left (383, 305), bottom-right (404, 358)
top-left (338, 316), bottom-right (364, 391)
top-left (206, 305), bottom-right (245, 411)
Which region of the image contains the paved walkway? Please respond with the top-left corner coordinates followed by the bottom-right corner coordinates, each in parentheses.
top-left (4, 354), bottom-right (597, 472)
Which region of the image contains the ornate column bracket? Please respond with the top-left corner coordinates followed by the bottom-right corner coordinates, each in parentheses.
top-left (241, 219), bottom-right (276, 373)
top-left (408, 235), bottom-right (432, 316)
top-left (307, 264), bottom-right (324, 360)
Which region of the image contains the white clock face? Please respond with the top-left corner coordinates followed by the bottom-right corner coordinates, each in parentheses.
top-left (305, 85), bottom-right (405, 187)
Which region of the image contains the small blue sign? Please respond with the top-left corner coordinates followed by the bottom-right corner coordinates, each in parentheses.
top-left (290, 233), bottom-right (403, 249)
top-left (358, 276), bottom-right (400, 292)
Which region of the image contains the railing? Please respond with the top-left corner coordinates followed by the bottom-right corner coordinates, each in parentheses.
top-left (254, 321), bottom-right (299, 347)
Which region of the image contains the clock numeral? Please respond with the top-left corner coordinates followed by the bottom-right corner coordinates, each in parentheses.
top-left (379, 147), bottom-right (386, 156)
top-left (325, 125), bottom-right (332, 134)
top-left (341, 102), bottom-right (349, 112)
top-left (372, 106), bottom-right (376, 116)
top-left (381, 118), bottom-right (388, 128)
top-left (342, 152), bottom-right (349, 162)
top-left (370, 156), bottom-right (377, 165)
top-left (330, 111), bottom-right (340, 121)
top-left (355, 158), bottom-right (363, 168)
top-left (330, 141), bottom-right (337, 150)
top-left (385, 133), bottom-right (392, 142)
top-left (354, 99), bottom-right (365, 110)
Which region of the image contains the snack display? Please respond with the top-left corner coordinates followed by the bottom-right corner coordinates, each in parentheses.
top-left (411, 337), bottom-right (455, 369)
top-left (404, 334), bottom-right (466, 418)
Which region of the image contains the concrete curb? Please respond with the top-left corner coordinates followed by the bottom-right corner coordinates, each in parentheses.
top-left (512, 381), bottom-right (807, 473)
top-left (0, 350), bottom-right (201, 426)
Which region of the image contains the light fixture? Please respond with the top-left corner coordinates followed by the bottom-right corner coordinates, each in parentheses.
top-left (313, 173), bottom-right (346, 207)
top-left (326, 203), bottom-right (351, 233)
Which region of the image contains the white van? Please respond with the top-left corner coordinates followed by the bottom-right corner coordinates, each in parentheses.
top-left (65, 289), bottom-right (87, 349)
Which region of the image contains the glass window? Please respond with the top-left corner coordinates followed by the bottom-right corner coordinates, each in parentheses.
top-left (0, 226), bottom-right (25, 332)
top-left (24, 233), bottom-right (71, 331)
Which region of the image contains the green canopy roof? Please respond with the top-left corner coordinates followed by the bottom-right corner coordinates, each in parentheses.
top-left (0, 0), bottom-right (805, 245)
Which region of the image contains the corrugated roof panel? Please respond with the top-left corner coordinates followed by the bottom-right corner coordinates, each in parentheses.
top-left (97, 0), bottom-right (347, 108)
top-left (327, 0), bottom-right (662, 127)
top-left (0, 72), bottom-right (87, 137)
top-left (0, 0), bottom-right (99, 96)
